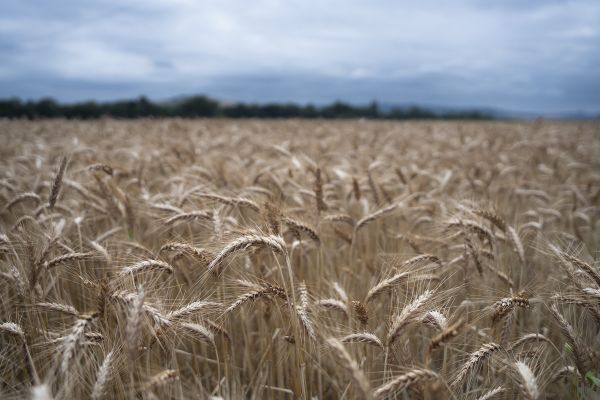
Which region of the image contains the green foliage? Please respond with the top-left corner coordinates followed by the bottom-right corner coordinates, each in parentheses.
top-left (586, 371), bottom-right (600, 389)
top-left (0, 96), bottom-right (493, 120)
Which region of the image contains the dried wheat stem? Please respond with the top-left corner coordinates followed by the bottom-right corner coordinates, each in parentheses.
top-left (44, 252), bottom-right (92, 269)
top-left (143, 369), bottom-right (179, 391)
top-left (514, 361), bottom-right (539, 400)
top-left (49, 156), bottom-right (69, 208)
top-left (326, 337), bottom-right (372, 399)
top-left (208, 234), bottom-right (286, 274)
top-left (315, 299), bottom-right (349, 316)
top-left (374, 369), bottom-right (438, 399)
top-left (91, 350), bottom-right (114, 400)
top-left (118, 259), bottom-right (174, 277)
top-left (475, 386), bottom-right (505, 400)
top-left (366, 272), bottom-right (410, 302)
top-left (126, 286), bottom-right (145, 358)
top-left (355, 203), bottom-right (397, 233)
top-left (451, 342), bottom-right (501, 389)
top-left (61, 316), bottom-right (93, 373)
top-left (341, 332), bottom-right (383, 349)
top-left (167, 301), bottom-right (220, 320)
top-left (282, 217), bottom-right (320, 244)
top-left (36, 302), bottom-right (80, 317)
top-left (387, 290), bottom-right (434, 346)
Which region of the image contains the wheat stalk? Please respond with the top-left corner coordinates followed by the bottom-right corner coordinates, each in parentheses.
top-left (91, 350), bottom-right (114, 400)
top-left (207, 234), bottom-right (286, 274)
top-left (49, 156), bottom-right (69, 208)
top-left (374, 369), bottom-right (438, 399)
top-left (326, 337), bottom-right (372, 399)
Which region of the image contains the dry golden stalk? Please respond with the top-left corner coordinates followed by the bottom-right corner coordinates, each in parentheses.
top-left (447, 218), bottom-right (494, 245)
top-left (485, 264), bottom-right (514, 287)
top-left (224, 284), bottom-right (286, 315)
top-left (563, 253), bottom-right (600, 287)
top-left (36, 302), bottom-right (80, 317)
top-left (45, 252), bottom-right (92, 269)
top-left (4, 191), bottom-right (41, 212)
top-left (514, 361), bottom-right (540, 400)
top-left (125, 286), bottom-right (145, 358)
top-left (355, 203), bottom-right (397, 233)
top-left (332, 281), bottom-right (349, 303)
top-left (399, 254), bottom-right (442, 268)
top-left (550, 366), bottom-right (580, 382)
top-left (314, 168), bottom-right (327, 212)
top-left (582, 287), bottom-right (600, 300)
top-left (1, 118), bottom-right (597, 400)
top-left (422, 310), bottom-right (448, 331)
top-left (374, 369), bottom-right (438, 399)
top-left (0, 321), bottom-right (24, 338)
top-left (49, 156), bottom-right (69, 208)
top-left (179, 322), bottom-right (215, 344)
top-left (323, 213), bottom-right (354, 226)
top-left (326, 337), bottom-right (372, 399)
top-left (396, 234), bottom-right (422, 253)
top-left (464, 233), bottom-right (483, 275)
top-left (159, 242), bottom-right (210, 264)
top-left (196, 193), bottom-right (260, 212)
top-left (165, 210), bottom-right (213, 225)
top-left (451, 342), bottom-right (501, 389)
top-left (352, 300), bottom-right (369, 326)
top-left (507, 226), bottom-right (525, 263)
top-left (281, 217), bottom-right (320, 244)
top-left (118, 259), bottom-right (174, 277)
top-left (474, 209), bottom-right (507, 231)
top-left (352, 176), bottom-right (361, 200)
top-left (205, 319), bottom-right (230, 342)
top-left (491, 295), bottom-right (529, 324)
top-left (296, 282), bottom-right (316, 340)
top-left (91, 351), bottom-right (114, 400)
top-left (395, 167), bottom-right (407, 185)
top-left (315, 299), bottom-right (349, 316)
top-left (428, 317), bottom-right (465, 351)
top-left (263, 201), bottom-right (282, 235)
top-left (149, 203), bottom-right (183, 215)
top-left (167, 301), bottom-right (220, 320)
top-left (61, 316), bottom-right (93, 373)
top-left (509, 333), bottom-right (551, 351)
top-left (549, 304), bottom-right (589, 375)
top-left (207, 234), bottom-right (286, 274)
top-left (143, 369), bottom-right (179, 391)
top-left (367, 170), bottom-right (380, 206)
top-left (334, 227), bottom-right (353, 244)
top-left (340, 332), bottom-right (383, 349)
top-left (88, 163), bottom-right (114, 176)
top-left (387, 290), bottom-right (434, 346)
top-left (475, 386), bottom-right (505, 400)
top-left (31, 384), bottom-right (53, 400)
top-left (366, 271), bottom-right (410, 302)
top-left (109, 291), bottom-right (171, 327)
top-left (95, 226), bottom-right (123, 243)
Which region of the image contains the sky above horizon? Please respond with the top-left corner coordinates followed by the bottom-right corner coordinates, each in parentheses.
top-left (1, 0), bottom-right (600, 114)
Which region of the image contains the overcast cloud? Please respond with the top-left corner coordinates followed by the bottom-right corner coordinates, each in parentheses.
top-left (1, 0), bottom-right (600, 113)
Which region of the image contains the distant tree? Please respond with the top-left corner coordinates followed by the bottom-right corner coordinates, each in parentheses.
top-left (34, 98), bottom-right (60, 117)
top-left (0, 95), bottom-right (494, 120)
top-left (178, 96), bottom-right (219, 117)
top-left (0, 98), bottom-right (24, 118)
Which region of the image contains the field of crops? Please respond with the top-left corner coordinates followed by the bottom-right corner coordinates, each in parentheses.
top-left (0, 119), bottom-right (599, 399)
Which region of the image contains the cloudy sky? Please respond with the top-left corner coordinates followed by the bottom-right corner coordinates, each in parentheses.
top-left (1, 0), bottom-right (600, 113)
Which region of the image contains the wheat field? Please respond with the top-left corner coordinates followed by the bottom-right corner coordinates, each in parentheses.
top-left (0, 119), bottom-right (599, 399)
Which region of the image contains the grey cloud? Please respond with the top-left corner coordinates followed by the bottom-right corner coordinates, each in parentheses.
top-left (1, 0), bottom-right (599, 113)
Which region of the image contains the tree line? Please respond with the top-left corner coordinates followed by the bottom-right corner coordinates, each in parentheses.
top-left (0, 95), bottom-right (493, 119)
